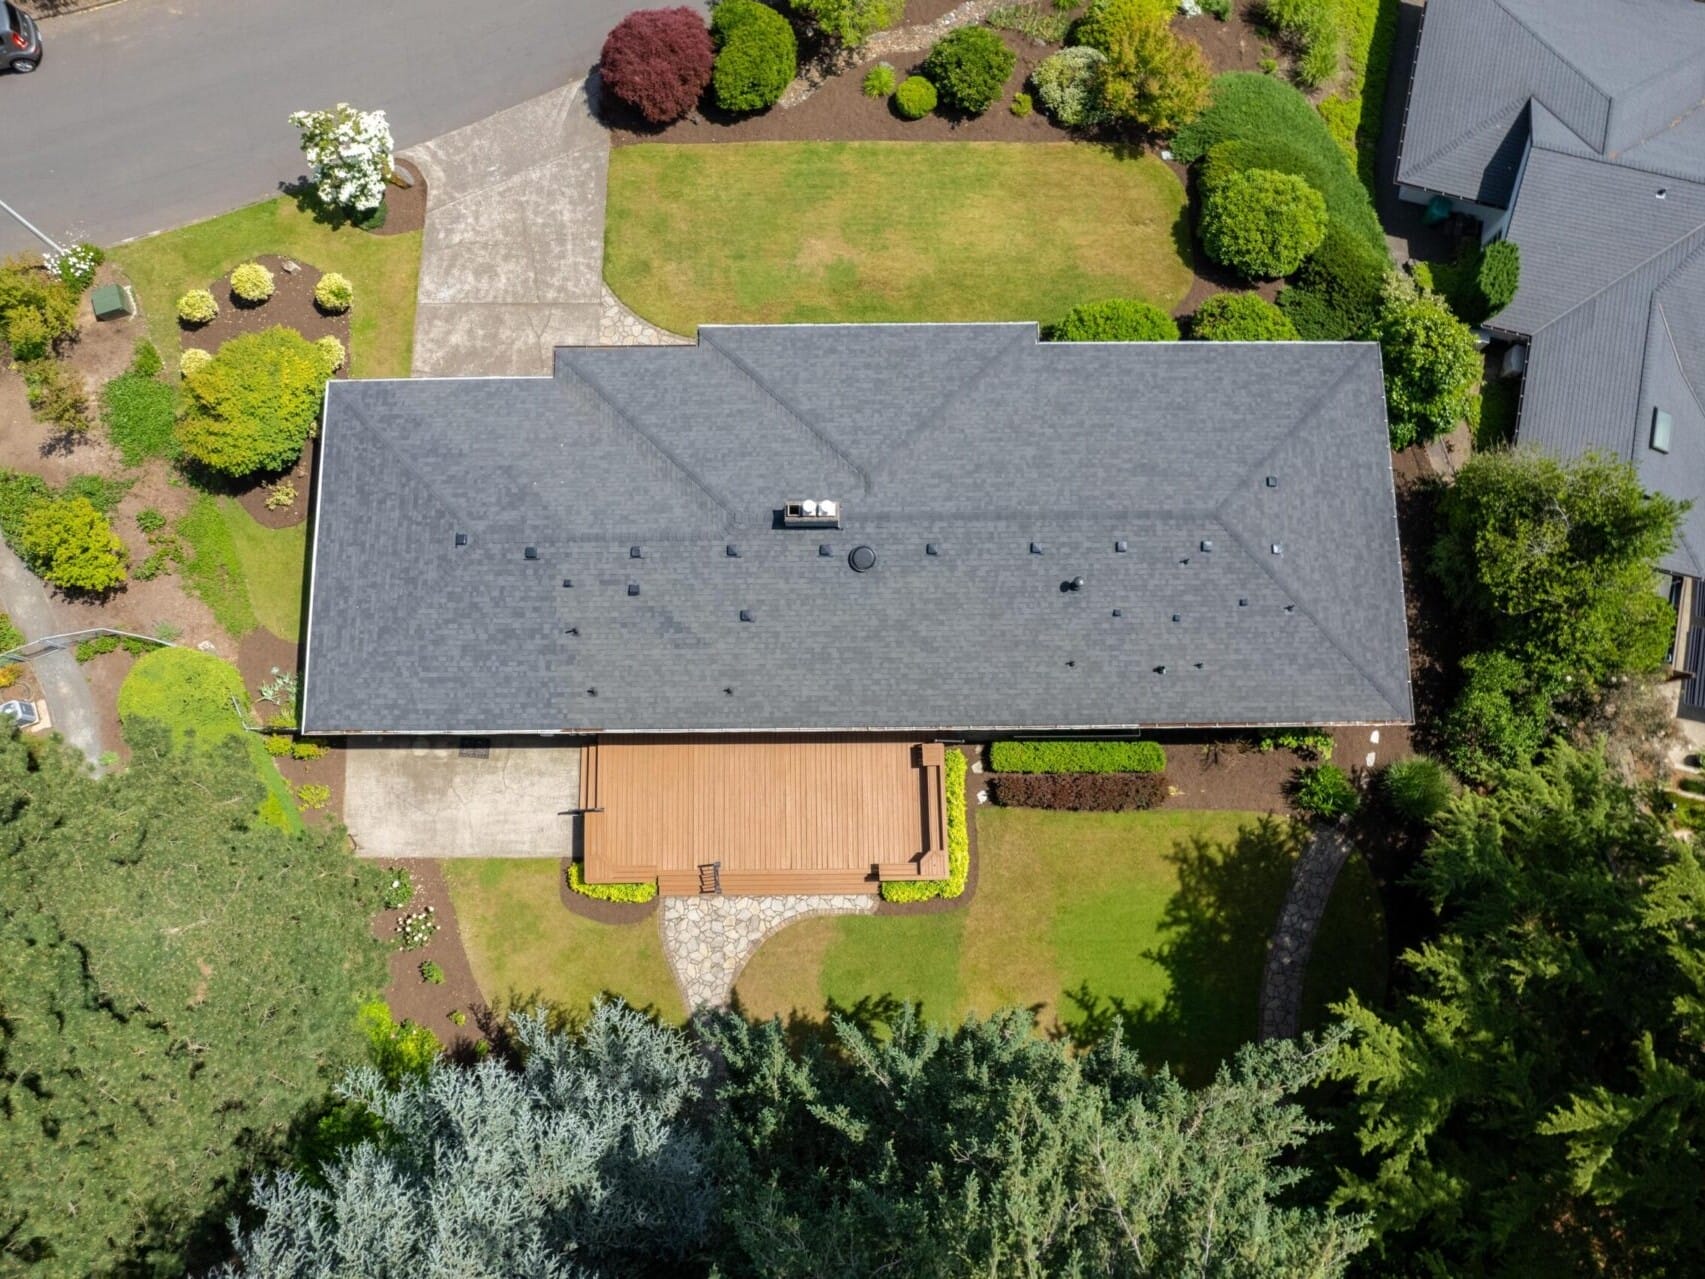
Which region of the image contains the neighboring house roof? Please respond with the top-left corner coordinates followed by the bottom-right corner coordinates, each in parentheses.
top-left (1400, 0), bottom-right (1705, 577)
top-left (300, 325), bottom-right (1412, 735)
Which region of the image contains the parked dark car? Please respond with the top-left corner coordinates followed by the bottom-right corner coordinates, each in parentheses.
top-left (4, 3), bottom-right (40, 73)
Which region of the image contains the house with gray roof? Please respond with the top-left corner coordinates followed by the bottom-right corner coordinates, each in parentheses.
top-left (301, 324), bottom-right (1410, 739)
top-left (1397, 0), bottom-right (1705, 708)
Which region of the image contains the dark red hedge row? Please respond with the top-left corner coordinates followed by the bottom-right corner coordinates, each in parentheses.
top-left (988, 772), bottom-right (1169, 812)
top-left (601, 7), bottom-right (715, 124)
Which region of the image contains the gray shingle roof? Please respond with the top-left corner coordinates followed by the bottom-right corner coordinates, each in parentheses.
top-left (300, 326), bottom-right (1411, 734)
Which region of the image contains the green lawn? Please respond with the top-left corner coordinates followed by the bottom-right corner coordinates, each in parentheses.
top-left (113, 196), bottom-right (421, 378)
top-left (605, 142), bottom-right (1194, 336)
top-left (444, 860), bottom-right (685, 1024)
top-left (117, 647), bottom-right (303, 832)
top-left (735, 808), bottom-right (1386, 1082)
top-left (177, 495), bottom-right (307, 641)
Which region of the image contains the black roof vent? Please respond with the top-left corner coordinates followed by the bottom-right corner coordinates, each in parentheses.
top-left (1065, 659), bottom-right (1076, 668)
top-left (565, 626), bottom-right (579, 636)
top-left (1265, 475), bottom-right (1278, 488)
top-left (739, 608), bottom-right (754, 622)
top-left (1112, 608), bottom-right (1123, 617)
top-left (627, 582), bottom-right (640, 597)
top-left (562, 578), bottom-right (573, 588)
top-left (723, 686), bottom-right (734, 696)
top-left (1171, 613), bottom-right (1182, 623)
top-left (586, 687), bottom-right (597, 697)
top-left (1114, 539), bottom-right (1128, 553)
top-left (926, 542), bottom-right (939, 556)
top-left (819, 543), bottom-right (833, 557)
top-left (1284, 603), bottom-right (1296, 614)
top-left (726, 544), bottom-right (740, 558)
top-left (524, 546), bottom-right (538, 560)
top-left (1238, 597), bottom-right (1248, 607)
top-left (630, 545), bottom-right (643, 559)
top-left (1155, 665), bottom-right (1167, 675)
top-left (849, 545), bottom-right (877, 573)
top-left (454, 532), bottom-right (468, 547)
top-left (1200, 539), bottom-right (1213, 552)
top-left (1030, 542), bottom-right (1044, 555)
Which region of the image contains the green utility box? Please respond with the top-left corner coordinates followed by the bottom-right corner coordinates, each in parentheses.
top-left (90, 283), bottom-right (132, 321)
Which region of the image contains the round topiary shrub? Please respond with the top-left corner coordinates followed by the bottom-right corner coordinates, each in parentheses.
top-left (710, 0), bottom-right (797, 113)
top-left (1200, 168), bottom-right (1328, 280)
top-left (600, 7), bottom-right (715, 125)
top-left (1032, 45), bottom-right (1107, 127)
top-left (1191, 291), bottom-right (1299, 341)
top-left (894, 74), bottom-right (938, 119)
top-left (1048, 298), bottom-right (1180, 342)
top-left (313, 272), bottom-right (354, 315)
top-left (228, 262), bottom-right (276, 304)
top-left (863, 62), bottom-right (896, 98)
top-left (177, 289), bottom-right (219, 326)
top-left (179, 348), bottom-right (214, 378)
top-left (922, 25), bottom-right (1016, 116)
top-left (174, 326), bottom-right (335, 477)
top-left (1476, 239), bottom-right (1520, 316)
top-left (315, 334), bottom-right (347, 373)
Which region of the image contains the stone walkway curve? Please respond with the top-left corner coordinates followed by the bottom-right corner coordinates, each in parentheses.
top-left (776, 0), bottom-right (1007, 109)
top-left (1258, 826), bottom-right (1355, 1041)
top-left (661, 893), bottom-right (877, 1010)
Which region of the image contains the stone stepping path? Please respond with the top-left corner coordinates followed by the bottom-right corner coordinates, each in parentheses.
top-left (661, 893), bottom-right (876, 1010)
top-left (1258, 826), bottom-right (1354, 1041)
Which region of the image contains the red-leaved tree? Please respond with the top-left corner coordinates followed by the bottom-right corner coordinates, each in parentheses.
top-left (600, 8), bottom-right (715, 124)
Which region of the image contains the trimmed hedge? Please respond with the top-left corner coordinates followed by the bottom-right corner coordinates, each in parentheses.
top-left (567, 861), bottom-right (658, 904)
top-left (882, 747), bottom-right (969, 902)
top-left (1318, 0), bottom-right (1400, 191)
top-left (989, 771), bottom-right (1167, 811)
top-left (989, 739), bottom-right (1165, 773)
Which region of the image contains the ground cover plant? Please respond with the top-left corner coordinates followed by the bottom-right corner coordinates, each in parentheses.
top-left (175, 494), bottom-right (305, 641)
top-left (114, 196), bottom-right (421, 378)
top-left (568, 860), bottom-right (659, 903)
top-left (710, 0), bottom-right (797, 113)
top-left (19, 357), bottom-right (91, 436)
top-left (0, 727), bottom-right (384, 1277)
top-left (606, 142), bottom-right (1193, 334)
top-left (735, 807), bottom-right (1386, 1081)
top-left (103, 339), bottom-right (179, 463)
top-left (443, 858), bottom-right (685, 1021)
top-left (601, 6), bottom-right (716, 124)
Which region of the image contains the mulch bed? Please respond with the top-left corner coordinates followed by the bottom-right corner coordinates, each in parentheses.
top-left (558, 856), bottom-right (661, 923)
top-left (369, 158), bottom-right (428, 237)
top-left (234, 628), bottom-right (349, 827)
top-left (372, 859), bottom-right (487, 1054)
top-left (876, 744), bottom-right (981, 915)
top-left (234, 437), bottom-right (316, 529)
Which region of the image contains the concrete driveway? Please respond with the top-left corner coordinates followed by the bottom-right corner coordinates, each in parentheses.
top-left (343, 738), bottom-right (581, 859)
top-left (405, 80), bottom-right (610, 375)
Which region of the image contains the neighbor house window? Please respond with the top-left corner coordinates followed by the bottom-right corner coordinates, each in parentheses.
top-left (1651, 406), bottom-right (1673, 453)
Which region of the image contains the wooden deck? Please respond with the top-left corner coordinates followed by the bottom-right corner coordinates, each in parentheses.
top-left (580, 736), bottom-right (947, 896)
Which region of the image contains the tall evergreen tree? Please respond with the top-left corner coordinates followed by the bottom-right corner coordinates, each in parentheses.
top-left (1330, 745), bottom-right (1705, 1275)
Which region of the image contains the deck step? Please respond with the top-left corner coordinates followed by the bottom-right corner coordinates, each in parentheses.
top-left (657, 868), bottom-right (880, 896)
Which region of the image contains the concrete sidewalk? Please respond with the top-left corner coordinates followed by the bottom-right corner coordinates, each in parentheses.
top-left (405, 81), bottom-right (611, 376)
top-left (0, 544), bottom-right (102, 769)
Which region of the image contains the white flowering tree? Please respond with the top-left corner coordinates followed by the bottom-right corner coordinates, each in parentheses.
top-left (288, 103), bottom-right (394, 214)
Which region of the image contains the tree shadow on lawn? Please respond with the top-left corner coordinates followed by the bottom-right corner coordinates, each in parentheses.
top-left (1062, 816), bottom-right (1305, 1085)
top-left (726, 990), bottom-right (946, 1058)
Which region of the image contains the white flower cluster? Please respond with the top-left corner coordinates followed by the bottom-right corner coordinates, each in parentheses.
top-left (1178, 0), bottom-right (1203, 14)
top-left (43, 243), bottom-right (100, 289)
top-left (289, 104), bottom-right (394, 214)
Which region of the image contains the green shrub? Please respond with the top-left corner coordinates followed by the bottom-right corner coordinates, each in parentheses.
top-left (1032, 45), bottom-right (1107, 126)
top-left (990, 739), bottom-right (1166, 773)
top-left (1442, 650), bottom-right (1552, 785)
top-left (6, 308), bottom-right (50, 361)
top-left (881, 747), bottom-right (969, 902)
top-left (1475, 375), bottom-right (1519, 451)
top-left (0, 471), bottom-right (50, 546)
top-left (381, 867), bottom-right (415, 910)
top-left (1291, 763), bottom-right (1359, 819)
top-left (1476, 240), bottom-right (1520, 316)
top-left (1010, 90), bottom-right (1032, 116)
top-left (1382, 756), bottom-right (1455, 824)
top-left (420, 960), bottom-right (446, 985)
top-left (103, 370), bottom-right (177, 464)
top-left (1263, 0), bottom-right (1340, 89)
top-left (711, 0), bottom-right (798, 112)
top-left (316, 334), bottom-right (346, 373)
top-left (1256, 729), bottom-right (1334, 761)
top-left (1200, 167), bottom-right (1327, 280)
top-left (313, 271), bottom-right (354, 314)
top-left (448, 1009), bottom-right (468, 1026)
top-left (1317, 0), bottom-right (1399, 189)
top-left (862, 62), bottom-right (896, 96)
top-left (1377, 281), bottom-right (1482, 449)
top-left (130, 338), bottom-right (162, 378)
top-left (1048, 297), bottom-right (1179, 341)
top-left (1202, 0), bottom-right (1230, 16)
top-left (296, 782), bottom-right (331, 810)
top-left (567, 861), bottom-right (658, 903)
top-left (228, 262), bottom-right (275, 304)
top-left (22, 359), bottom-right (91, 433)
top-left (790, 0), bottom-right (900, 47)
top-left (894, 74), bottom-right (938, 119)
top-left (1277, 220), bottom-right (1389, 338)
top-left (924, 26), bottom-right (1016, 115)
top-left (0, 258), bottom-right (79, 354)
top-left (1079, 0), bottom-right (1211, 133)
top-left (358, 999), bottom-right (442, 1084)
top-left (1191, 291), bottom-right (1299, 340)
top-left (18, 496), bottom-right (127, 592)
top-left (179, 347), bottom-right (213, 377)
top-left (290, 740), bottom-right (329, 760)
top-left (0, 613), bottom-right (22, 653)
top-left (73, 634), bottom-right (147, 662)
top-left (47, 243), bottom-right (103, 292)
top-left (176, 326), bottom-right (333, 477)
top-left (263, 732), bottom-right (293, 756)
top-left (177, 288), bottom-right (218, 325)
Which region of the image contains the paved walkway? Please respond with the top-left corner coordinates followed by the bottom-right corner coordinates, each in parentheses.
top-left (1258, 826), bottom-right (1355, 1041)
top-left (0, 544), bottom-right (102, 769)
top-left (660, 893), bottom-right (876, 1010)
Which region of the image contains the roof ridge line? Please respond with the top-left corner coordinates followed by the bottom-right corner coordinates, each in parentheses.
top-left (1406, 92), bottom-right (1536, 183)
top-left (696, 330), bottom-right (873, 495)
top-left (862, 326), bottom-right (1037, 486)
top-left (552, 355), bottom-right (740, 527)
top-left (338, 391), bottom-right (475, 528)
top-left (1487, 0), bottom-right (1612, 124)
top-left (1531, 218), bottom-right (1705, 337)
top-left (1651, 294), bottom-right (1705, 430)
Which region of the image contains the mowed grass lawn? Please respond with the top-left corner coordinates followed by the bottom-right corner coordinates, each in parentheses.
top-left (606, 142), bottom-right (1194, 335)
top-left (178, 496), bottom-right (307, 642)
top-left (444, 860), bottom-right (685, 1024)
top-left (114, 196), bottom-right (421, 378)
top-left (735, 808), bottom-right (1386, 1082)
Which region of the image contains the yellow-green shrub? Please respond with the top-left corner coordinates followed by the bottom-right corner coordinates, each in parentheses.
top-left (228, 262), bottom-right (275, 303)
top-left (567, 861), bottom-right (658, 903)
top-left (881, 748), bottom-right (969, 903)
top-left (177, 288), bottom-right (218, 325)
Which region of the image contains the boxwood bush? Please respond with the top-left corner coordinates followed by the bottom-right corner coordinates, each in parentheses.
top-left (923, 25), bottom-right (1015, 116)
top-left (1200, 167), bottom-right (1327, 280)
top-left (881, 748), bottom-right (969, 903)
top-left (989, 771), bottom-right (1167, 811)
top-left (567, 860), bottom-right (658, 903)
top-left (990, 740), bottom-right (1166, 773)
top-left (894, 74), bottom-right (937, 119)
top-left (1191, 291), bottom-right (1298, 340)
top-left (1047, 298), bottom-right (1179, 341)
top-left (710, 0), bottom-right (797, 113)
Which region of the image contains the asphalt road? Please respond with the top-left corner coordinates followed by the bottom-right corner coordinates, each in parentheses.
top-left (0, 0), bottom-right (662, 255)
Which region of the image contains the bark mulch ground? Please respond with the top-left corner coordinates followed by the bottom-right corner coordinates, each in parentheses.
top-left (236, 627), bottom-right (348, 828)
top-left (234, 437), bottom-right (315, 529)
top-left (373, 859), bottom-right (487, 1055)
top-left (181, 254), bottom-right (351, 361)
top-left (369, 158), bottom-right (428, 237)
